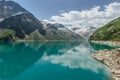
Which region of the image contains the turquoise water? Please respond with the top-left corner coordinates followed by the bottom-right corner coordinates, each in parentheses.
top-left (0, 41), bottom-right (114, 80)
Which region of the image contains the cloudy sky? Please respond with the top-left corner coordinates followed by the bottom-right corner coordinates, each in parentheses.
top-left (13, 0), bottom-right (120, 28)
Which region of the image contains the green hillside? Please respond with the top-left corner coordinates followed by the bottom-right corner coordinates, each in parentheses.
top-left (90, 17), bottom-right (120, 41)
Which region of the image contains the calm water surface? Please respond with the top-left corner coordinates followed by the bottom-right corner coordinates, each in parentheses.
top-left (0, 41), bottom-right (115, 80)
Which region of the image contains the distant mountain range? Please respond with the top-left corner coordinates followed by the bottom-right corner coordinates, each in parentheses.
top-left (70, 26), bottom-right (97, 39)
top-left (90, 17), bottom-right (120, 41)
top-left (0, 0), bottom-right (83, 41)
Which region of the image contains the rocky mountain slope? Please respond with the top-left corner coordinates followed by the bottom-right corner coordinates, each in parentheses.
top-left (90, 17), bottom-right (120, 41)
top-left (0, 13), bottom-right (83, 41)
top-left (42, 22), bottom-right (82, 40)
top-left (0, 13), bottom-right (45, 41)
top-left (0, 0), bottom-right (28, 20)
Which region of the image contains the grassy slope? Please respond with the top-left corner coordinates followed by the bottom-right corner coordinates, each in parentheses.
top-left (90, 17), bottom-right (120, 41)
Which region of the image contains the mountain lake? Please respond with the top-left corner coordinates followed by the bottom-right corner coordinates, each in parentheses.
top-left (0, 41), bottom-right (115, 80)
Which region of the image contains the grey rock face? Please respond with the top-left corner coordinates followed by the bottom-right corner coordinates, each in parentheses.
top-left (0, 13), bottom-right (44, 39)
top-left (0, 0), bottom-right (28, 19)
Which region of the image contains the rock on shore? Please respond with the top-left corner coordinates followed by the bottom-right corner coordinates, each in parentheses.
top-left (93, 48), bottom-right (120, 80)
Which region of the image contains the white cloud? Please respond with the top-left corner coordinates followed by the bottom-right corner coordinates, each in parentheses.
top-left (43, 2), bottom-right (120, 28)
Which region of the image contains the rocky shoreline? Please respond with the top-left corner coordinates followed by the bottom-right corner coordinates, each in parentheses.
top-left (93, 48), bottom-right (120, 80)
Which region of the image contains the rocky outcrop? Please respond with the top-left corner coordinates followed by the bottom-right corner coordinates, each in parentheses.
top-left (93, 48), bottom-right (120, 80)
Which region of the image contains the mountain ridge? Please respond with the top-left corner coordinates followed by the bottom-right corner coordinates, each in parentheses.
top-left (0, 13), bottom-right (83, 41)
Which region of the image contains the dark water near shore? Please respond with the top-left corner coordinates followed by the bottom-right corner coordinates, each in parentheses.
top-left (0, 41), bottom-right (114, 80)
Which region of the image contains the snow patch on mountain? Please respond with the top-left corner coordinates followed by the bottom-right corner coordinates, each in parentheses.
top-left (69, 26), bottom-right (97, 39)
top-left (42, 21), bottom-right (69, 31)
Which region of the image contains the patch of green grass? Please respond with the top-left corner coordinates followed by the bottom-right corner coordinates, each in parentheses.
top-left (0, 29), bottom-right (15, 39)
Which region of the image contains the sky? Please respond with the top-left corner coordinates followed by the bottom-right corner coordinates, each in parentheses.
top-left (12, 0), bottom-right (120, 28)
